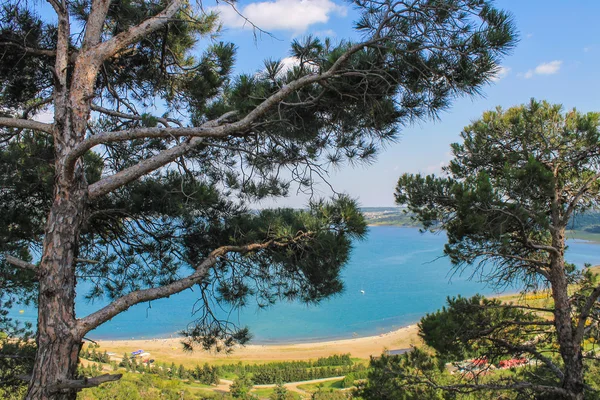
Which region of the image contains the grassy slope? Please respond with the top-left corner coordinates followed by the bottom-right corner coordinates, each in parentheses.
top-left (297, 378), bottom-right (344, 392)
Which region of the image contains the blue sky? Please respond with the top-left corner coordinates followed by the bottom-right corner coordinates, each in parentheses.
top-left (34, 1), bottom-right (600, 207)
top-left (210, 0), bottom-right (600, 207)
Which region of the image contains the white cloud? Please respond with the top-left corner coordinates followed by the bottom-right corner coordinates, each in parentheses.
top-left (259, 55), bottom-right (318, 78)
top-left (526, 33), bottom-right (534, 39)
top-left (490, 66), bottom-right (510, 82)
top-left (521, 60), bottom-right (562, 79)
top-left (280, 56), bottom-right (300, 72)
top-left (213, 0), bottom-right (347, 33)
top-left (534, 60), bottom-right (562, 75)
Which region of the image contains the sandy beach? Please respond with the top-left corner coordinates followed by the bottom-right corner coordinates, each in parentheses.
top-left (94, 324), bottom-right (422, 366)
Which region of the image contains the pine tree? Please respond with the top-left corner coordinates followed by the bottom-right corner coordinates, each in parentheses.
top-left (120, 353), bottom-right (130, 371)
top-left (270, 381), bottom-right (293, 400)
top-left (193, 365), bottom-right (202, 382)
top-left (0, 0), bottom-right (516, 398)
top-left (177, 364), bottom-right (186, 380)
top-left (230, 372), bottom-right (254, 399)
top-left (168, 362), bottom-right (177, 379)
top-left (393, 100), bottom-right (600, 400)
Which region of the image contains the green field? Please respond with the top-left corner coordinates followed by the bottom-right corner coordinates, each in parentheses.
top-left (297, 379), bottom-right (344, 392)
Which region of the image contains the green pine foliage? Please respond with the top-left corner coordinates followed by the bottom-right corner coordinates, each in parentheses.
top-left (193, 364), bottom-right (221, 385)
top-left (418, 294), bottom-right (546, 363)
top-left (270, 382), bottom-right (295, 400)
top-left (79, 344), bottom-right (111, 364)
top-left (218, 354), bottom-right (361, 384)
top-left (229, 372), bottom-right (255, 399)
top-left (393, 100), bottom-right (600, 399)
top-left (82, 350), bottom-right (359, 387)
top-left (110, 353), bottom-right (359, 385)
top-left (310, 389), bottom-right (351, 400)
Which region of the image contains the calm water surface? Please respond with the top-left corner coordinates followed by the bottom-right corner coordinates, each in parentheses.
top-left (12, 226), bottom-right (600, 343)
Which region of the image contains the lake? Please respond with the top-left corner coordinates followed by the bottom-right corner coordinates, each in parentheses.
top-left (11, 226), bottom-right (600, 343)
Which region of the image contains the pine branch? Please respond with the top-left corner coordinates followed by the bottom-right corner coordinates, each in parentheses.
top-left (489, 304), bottom-right (555, 314)
top-left (4, 255), bottom-right (37, 272)
top-left (0, 42), bottom-right (55, 58)
top-left (77, 39), bottom-right (382, 197)
top-left (429, 381), bottom-right (570, 398)
top-left (488, 337), bottom-right (564, 381)
top-left (76, 238), bottom-right (284, 335)
top-left (0, 118), bottom-right (53, 133)
top-left (575, 284), bottom-right (600, 344)
top-left (94, 0), bottom-right (183, 62)
top-left (21, 97), bottom-right (54, 119)
top-left (563, 172), bottom-right (600, 225)
top-left (45, 0), bottom-right (65, 15)
top-left (397, 363), bottom-right (568, 398)
top-left (75, 258), bottom-right (100, 265)
top-left (90, 104), bottom-right (181, 127)
top-left (76, 232), bottom-right (313, 335)
top-left (47, 374), bottom-right (122, 392)
top-left (82, 0), bottom-right (113, 50)
top-left (85, 112), bottom-right (237, 198)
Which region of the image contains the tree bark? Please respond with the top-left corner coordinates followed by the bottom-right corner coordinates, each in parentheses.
top-left (25, 178), bottom-right (88, 400)
top-left (549, 228), bottom-right (585, 400)
top-left (26, 22), bottom-right (91, 392)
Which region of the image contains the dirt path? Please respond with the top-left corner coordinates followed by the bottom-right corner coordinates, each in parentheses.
top-left (213, 378), bottom-right (233, 393)
top-left (279, 376), bottom-right (344, 396)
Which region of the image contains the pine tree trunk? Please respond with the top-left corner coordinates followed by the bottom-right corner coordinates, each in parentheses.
top-left (24, 13), bottom-right (107, 394)
top-left (551, 271), bottom-right (585, 400)
top-left (550, 230), bottom-right (585, 400)
top-left (25, 170), bottom-right (88, 399)
top-left (25, 333), bottom-right (82, 400)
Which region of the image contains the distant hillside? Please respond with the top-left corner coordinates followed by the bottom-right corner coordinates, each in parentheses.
top-left (570, 212), bottom-right (600, 233)
top-left (361, 207), bottom-right (419, 226)
top-left (362, 208), bottom-right (600, 232)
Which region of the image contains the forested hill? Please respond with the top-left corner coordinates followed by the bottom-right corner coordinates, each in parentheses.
top-left (570, 212), bottom-right (600, 233)
top-left (362, 208), bottom-right (600, 233)
top-left (361, 207), bottom-right (418, 226)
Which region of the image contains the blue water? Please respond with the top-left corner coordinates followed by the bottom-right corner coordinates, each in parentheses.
top-left (11, 227), bottom-right (600, 343)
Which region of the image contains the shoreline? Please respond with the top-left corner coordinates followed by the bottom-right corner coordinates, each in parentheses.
top-left (94, 324), bottom-right (423, 365)
top-left (75, 265), bottom-right (600, 365)
top-left (91, 279), bottom-right (593, 364)
top-left (88, 321), bottom-right (422, 345)
top-left (87, 289), bottom-right (551, 363)
top-left (91, 291), bottom-right (513, 362)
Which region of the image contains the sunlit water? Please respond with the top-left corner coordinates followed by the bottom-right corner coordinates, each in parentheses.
top-left (11, 226), bottom-right (600, 343)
